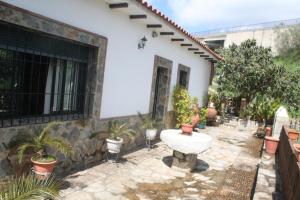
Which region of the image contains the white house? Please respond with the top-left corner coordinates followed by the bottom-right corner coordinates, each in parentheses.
top-left (0, 0), bottom-right (221, 176)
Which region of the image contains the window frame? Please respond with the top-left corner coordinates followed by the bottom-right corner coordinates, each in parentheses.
top-left (0, 21), bottom-right (94, 127)
top-left (176, 64), bottom-right (191, 89)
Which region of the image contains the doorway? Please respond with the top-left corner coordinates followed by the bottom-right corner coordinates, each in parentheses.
top-left (149, 56), bottom-right (172, 122)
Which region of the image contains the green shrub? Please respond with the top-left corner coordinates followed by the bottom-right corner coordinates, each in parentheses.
top-left (199, 107), bottom-right (208, 123)
top-left (172, 85), bottom-right (193, 128)
top-left (245, 95), bottom-right (281, 124)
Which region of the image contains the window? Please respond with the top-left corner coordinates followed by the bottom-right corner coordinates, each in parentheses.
top-left (179, 70), bottom-right (188, 88)
top-left (0, 21), bottom-right (93, 127)
top-left (177, 64), bottom-right (190, 89)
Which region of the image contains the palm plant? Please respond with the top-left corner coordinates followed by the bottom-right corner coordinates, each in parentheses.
top-left (0, 174), bottom-right (62, 200)
top-left (137, 112), bottom-right (159, 130)
top-left (108, 121), bottom-right (135, 140)
top-left (245, 95), bottom-right (281, 125)
top-left (90, 121), bottom-right (135, 141)
top-left (8, 122), bottom-right (71, 163)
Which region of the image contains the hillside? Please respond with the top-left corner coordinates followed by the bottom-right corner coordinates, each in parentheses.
top-left (274, 49), bottom-right (300, 72)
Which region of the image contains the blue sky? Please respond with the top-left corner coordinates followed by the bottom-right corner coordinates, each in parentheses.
top-left (147, 0), bottom-right (300, 34)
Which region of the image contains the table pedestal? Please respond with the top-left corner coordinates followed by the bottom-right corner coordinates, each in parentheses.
top-left (172, 150), bottom-right (197, 170)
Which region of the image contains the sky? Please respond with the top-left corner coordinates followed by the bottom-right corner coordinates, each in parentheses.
top-left (146, 0), bottom-right (300, 34)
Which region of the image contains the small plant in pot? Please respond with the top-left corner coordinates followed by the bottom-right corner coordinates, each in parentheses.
top-left (191, 97), bottom-right (200, 127)
top-left (181, 110), bottom-right (193, 135)
top-left (8, 122), bottom-right (71, 175)
top-left (138, 112), bottom-right (159, 141)
top-left (198, 107), bottom-right (208, 129)
top-left (92, 121), bottom-right (135, 154)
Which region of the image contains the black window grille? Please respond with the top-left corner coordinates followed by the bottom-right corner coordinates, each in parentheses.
top-left (0, 21), bottom-right (95, 128)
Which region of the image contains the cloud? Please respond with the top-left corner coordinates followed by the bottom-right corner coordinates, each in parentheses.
top-left (166, 0), bottom-right (300, 31)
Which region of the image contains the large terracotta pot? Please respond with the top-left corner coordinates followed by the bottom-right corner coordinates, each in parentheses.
top-left (293, 144), bottom-right (300, 161)
top-left (191, 114), bottom-right (200, 127)
top-left (288, 129), bottom-right (299, 140)
top-left (265, 136), bottom-right (279, 154)
top-left (207, 107), bottom-right (217, 122)
top-left (31, 157), bottom-right (57, 175)
top-left (265, 127), bottom-right (272, 136)
top-left (181, 124), bottom-right (193, 135)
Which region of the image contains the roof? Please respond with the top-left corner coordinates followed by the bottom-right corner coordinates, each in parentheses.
top-left (136, 0), bottom-right (222, 60)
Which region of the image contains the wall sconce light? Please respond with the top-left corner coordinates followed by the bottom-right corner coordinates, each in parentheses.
top-left (152, 31), bottom-right (158, 38)
top-left (138, 36), bottom-right (147, 49)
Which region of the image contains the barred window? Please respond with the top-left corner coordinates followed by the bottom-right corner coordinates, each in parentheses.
top-left (0, 21), bottom-right (94, 127)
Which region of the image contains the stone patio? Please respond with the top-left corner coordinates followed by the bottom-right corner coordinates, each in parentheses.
top-left (60, 124), bottom-right (267, 200)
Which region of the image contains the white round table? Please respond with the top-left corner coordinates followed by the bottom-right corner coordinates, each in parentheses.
top-left (160, 129), bottom-right (212, 170)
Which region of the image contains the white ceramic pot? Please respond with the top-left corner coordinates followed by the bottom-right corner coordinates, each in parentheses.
top-left (106, 137), bottom-right (123, 153)
top-left (145, 129), bottom-right (157, 140)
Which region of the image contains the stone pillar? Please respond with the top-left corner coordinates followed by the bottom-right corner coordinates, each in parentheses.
top-left (240, 98), bottom-right (247, 113)
top-left (172, 150), bottom-right (197, 170)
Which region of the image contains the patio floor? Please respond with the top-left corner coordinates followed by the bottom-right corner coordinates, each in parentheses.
top-left (60, 124), bottom-right (265, 200)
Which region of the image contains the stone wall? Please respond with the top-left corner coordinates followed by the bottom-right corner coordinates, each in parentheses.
top-left (278, 126), bottom-right (300, 200)
top-left (0, 115), bottom-right (148, 178)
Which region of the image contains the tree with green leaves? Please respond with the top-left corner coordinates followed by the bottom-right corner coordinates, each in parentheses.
top-left (216, 39), bottom-right (300, 116)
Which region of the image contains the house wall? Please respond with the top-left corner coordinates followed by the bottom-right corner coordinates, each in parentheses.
top-left (3, 0), bottom-right (212, 119)
top-left (224, 28), bottom-right (278, 55)
top-left (0, 0), bottom-right (214, 178)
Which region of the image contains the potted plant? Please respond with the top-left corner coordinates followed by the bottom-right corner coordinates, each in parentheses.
top-left (293, 135), bottom-right (300, 161)
top-left (246, 95), bottom-right (280, 136)
top-left (172, 85), bottom-right (193, 135)
top-left (198, 107), bottom-right (208, 129)
top-left (191, 97), bottom-right (200, 127)
top-left (99, 121), bottom-right (135, 154)
top-left (138, 112), bottom-right (159, 141)
top-left (265, 136), bottom-right (279, 154)
top-left (181, 110), bottom-right (193, 135)
top-left (265, 127), bottom-right (272, 137)
top-left (8, 122), bottom-right (71, 175)
top-left (288, 128), bottom-right (299, 140)
top-left (207, 102), bottom-right (217, 123)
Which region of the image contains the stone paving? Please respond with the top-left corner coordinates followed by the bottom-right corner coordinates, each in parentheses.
top-left (253, 147), bottom-right (285, 199)
top-left (60, 124), bottom-right (264, 200)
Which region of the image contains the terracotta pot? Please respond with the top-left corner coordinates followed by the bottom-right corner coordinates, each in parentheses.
top-left (191, 114), bottom-right (200, 127)
top-left (265, 136), bottom-right (279, 154)
top-left (288, 129), bottom-right (299, 140)
top-left (31, 157), bottom-right (57, 175)
top-left (265, 127), bottom-right (272, 137)
top-left (207, 107), bottom-right (217, 122)
top-left (181, 124), bottom-right (193, 135)
top-left (293, 144), bottom-right (300, 161)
